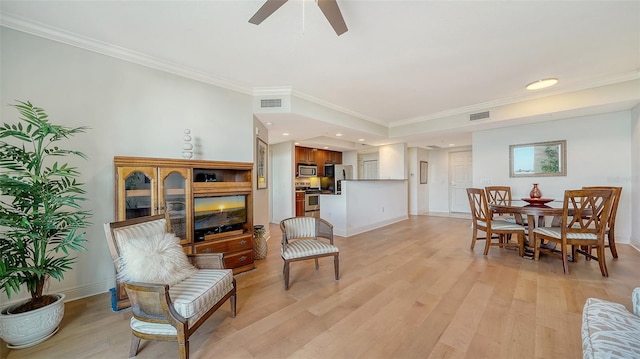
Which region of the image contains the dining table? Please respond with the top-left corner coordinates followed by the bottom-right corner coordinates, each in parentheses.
top-left (489, 198), bottom-right (564, 256)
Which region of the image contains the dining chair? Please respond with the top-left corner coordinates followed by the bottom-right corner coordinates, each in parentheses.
top-left (583, 186), bottom-right (622, 258)
top-left (532, 188), bottom-right (613, 276)
top-left (485, 186), bottom-right (527, 225)
top-left (279, 216), bottom-right (339, 290)
top-left (466, 188), bottom-right (525, 256)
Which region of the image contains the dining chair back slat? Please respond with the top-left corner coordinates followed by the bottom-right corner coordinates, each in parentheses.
top-left (533, 188), bottom-right (613, 276)
top-left (466, 188), bottom-right (525, 257)
top-left (583, 186), bottom-right (622, 258)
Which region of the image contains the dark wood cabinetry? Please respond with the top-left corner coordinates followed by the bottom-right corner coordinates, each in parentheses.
top-left (114, 156), bottom-right (255, 274)
top-left (295, 146), bottom-right (342, 177)
top-left (295, 191), bottom-right (305, 216)
top-left (296, 146), bottom-right (317, 164)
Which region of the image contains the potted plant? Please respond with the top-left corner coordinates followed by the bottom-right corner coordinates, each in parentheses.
top-left (0, 101), bottom-right (91, 348)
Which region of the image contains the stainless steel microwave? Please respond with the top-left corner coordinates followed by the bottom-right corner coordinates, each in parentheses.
top-left (298, 165), bottom-right (318, 177)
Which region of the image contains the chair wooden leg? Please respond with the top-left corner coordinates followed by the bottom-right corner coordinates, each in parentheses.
top-left (334, 255), bottom-right (339, 280)
top-left (561, 245), bottom-right (570, 275)
top-left (483, 231), bottom-right (492, 255)
top-left (608, 232), bottom-right (618, 258)
top-left (518, 233), bottom-right (524, 257)
top-left (598, 245), bottom-right (609, 277)
top-left (470, 228), bottom-right (477, 250)
top-left (314, 258), bottom-right (319, 270)
top-left (129, 334), bottom-right (141, 358)
top-left (178, 340), bottom-right (188, 359)
top-left (284, 261), bottom-right (290, 290)
top-left (533, 234), bottom-right (541, 261)
top-left (230, 293), bottom-right (237, 318)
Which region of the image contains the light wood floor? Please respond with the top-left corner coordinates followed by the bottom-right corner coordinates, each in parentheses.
top-left (2, 215), bottom-right (639, 359)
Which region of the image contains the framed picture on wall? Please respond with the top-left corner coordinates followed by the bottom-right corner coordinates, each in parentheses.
top-left (420, 161), bottom-right (428, 184)
top-left (257, 138), bottom-right (268, 189)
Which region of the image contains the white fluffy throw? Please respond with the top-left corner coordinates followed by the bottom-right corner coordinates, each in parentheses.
top-left (118, 232), bottom-right (198, 285)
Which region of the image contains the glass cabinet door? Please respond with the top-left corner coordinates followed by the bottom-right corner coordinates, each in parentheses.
top-left (159, 168), bottom-right (191, 244)
top-left (117, 167), bottom-right (157, 221)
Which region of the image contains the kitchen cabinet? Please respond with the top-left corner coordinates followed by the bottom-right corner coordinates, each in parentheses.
top-left (325, 151), bottom-right (342, 164)
top-left (295, 146), bottom-right (342, 177)
top-left (295, 191), bottom-right (305, 216)
top-left (295, 146), bottom-right (317, 164)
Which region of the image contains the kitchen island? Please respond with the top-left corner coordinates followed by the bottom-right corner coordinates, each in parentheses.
top-left (320, 179), bottom-right (408, 237)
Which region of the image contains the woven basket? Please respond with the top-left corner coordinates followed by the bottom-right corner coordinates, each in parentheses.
top-left (253, 226), bottom-right (267, 260)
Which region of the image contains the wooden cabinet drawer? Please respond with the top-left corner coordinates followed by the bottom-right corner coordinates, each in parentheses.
top-left (224, 249), bottom-right (254, 269)
top-left (194, 234), bottom-right (253, 254)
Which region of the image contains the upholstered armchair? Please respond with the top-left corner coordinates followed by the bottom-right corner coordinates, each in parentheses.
top-left (104, 214), bottom-right (236, 359)
top-left (279, 216), bottom-right (339, 290)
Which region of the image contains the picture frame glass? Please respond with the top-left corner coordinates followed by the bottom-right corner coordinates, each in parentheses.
top-left (257, 138), bottom-right (268, 189)
top-left (420, 161), bottom-right (428, 184)
top-left (509, 140), bottom-right (566, 177)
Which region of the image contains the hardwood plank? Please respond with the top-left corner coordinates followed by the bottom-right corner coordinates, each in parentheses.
top-left (2, 215), bottom-right (638, 359)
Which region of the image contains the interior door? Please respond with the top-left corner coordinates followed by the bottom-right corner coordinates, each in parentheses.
top-left (449, 150), bottom-right (472, 213)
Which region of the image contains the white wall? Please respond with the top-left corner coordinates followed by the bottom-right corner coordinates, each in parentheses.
top-left (321, 180), bottom-right (408, 237)
top-left (270, 141), bottom-right (295, 223)
top-left (472, 111), bottom-right (633, 243)
top-left (408, 147), bottom-right (430, 215)
top-left (630, 104), bottom-right (640, 249)
top-left (427, 146), bottom-right (472, 213)
top-left (1, 28), bottom-right (255, 305)
top-left (253, 117), bottom-right (270, 241)
top-left (379, 143), bottom-right (407, 179)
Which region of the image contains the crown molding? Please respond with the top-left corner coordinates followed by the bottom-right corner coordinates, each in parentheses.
top-left (0, 13), bottom-right (253, 96)
top-left (3, 12), bottom-right (638, 132)
top-left (392, 70), bottom-right (640, 128)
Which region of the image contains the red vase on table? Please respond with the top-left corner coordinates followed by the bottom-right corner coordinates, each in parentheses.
top-left (530, 183), bottom-right (541, 199)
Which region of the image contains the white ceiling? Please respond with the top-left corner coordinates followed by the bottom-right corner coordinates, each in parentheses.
top-left (2, 0), bottom-right (639, 151)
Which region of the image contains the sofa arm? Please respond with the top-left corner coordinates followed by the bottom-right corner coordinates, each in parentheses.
top-left (187, 253), bottom-right (225, 269)
top-left (582, 297), bottom-right (640, 359)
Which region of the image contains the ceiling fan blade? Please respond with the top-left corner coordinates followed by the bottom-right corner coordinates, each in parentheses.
top-left (317, 0), bottom-right (348, 36)
top-left (249, 0), bottom-right (288, 25)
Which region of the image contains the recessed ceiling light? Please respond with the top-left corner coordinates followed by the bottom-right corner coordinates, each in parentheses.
top-left (294, 142), bottom-right (299, 145)
top-left (282, 132), bottom-right (289, 136)
top-left (336, 133), bottom-right (342, 137)
top-left (323, 146), bottom-right (329, 149)
top-left (358, 138), bottom-right (365, 142)
top-left (449, 144), bottom-right (455, 147)
top-left (266, 122), bottom-right (272, 126)
top-left (526, 78), bottom-right (558, 90)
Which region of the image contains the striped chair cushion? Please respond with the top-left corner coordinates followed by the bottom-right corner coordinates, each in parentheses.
top-left (169, 269), bottom-right (234, 326)
top-left (130, 317), bottom-right (176, 336)
top-left (130, 269), bottom-right (233, 334)
top-left (284, 217), bottom-right (316, 239)
top-left (281, 239), bottom-right (339, 260)
top-left (112, 218), bottom-right (167, 253)
top-left (582, 297), bottom-right (640, 359)
top-left (478, 220), bottom-right (524, 231)
top-left (533, 227), bottom-right (598, 240)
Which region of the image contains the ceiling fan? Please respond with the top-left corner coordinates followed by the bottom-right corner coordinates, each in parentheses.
top-left (249, 0), bottom-right (348, 36)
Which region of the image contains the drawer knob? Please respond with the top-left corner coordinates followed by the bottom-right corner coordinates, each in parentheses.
top-left (239, 240), bottom-right (247, 246)
top-left (239, 256), bottom-right (247, 262)
top-left (203, 248), bottom-right (212, 253)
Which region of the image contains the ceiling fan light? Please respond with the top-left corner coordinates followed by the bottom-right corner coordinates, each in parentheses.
top-left (526, 78), bottom-right (558, 90)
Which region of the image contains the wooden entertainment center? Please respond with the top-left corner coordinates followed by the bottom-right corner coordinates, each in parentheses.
top-left (113, 156), bottom-right (255, 274)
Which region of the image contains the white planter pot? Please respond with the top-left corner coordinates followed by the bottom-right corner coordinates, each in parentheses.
top-left (0, 293), bottom-right (65, 349)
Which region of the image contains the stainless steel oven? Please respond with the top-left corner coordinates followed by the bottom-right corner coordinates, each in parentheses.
top-left (304, 191), bottom-right (320, 218)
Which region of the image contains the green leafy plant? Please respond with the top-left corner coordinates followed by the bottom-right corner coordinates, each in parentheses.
top-left (540, 146), bottom-right (560, 173)
top-left (0, 101), bottom-right (91, 312)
